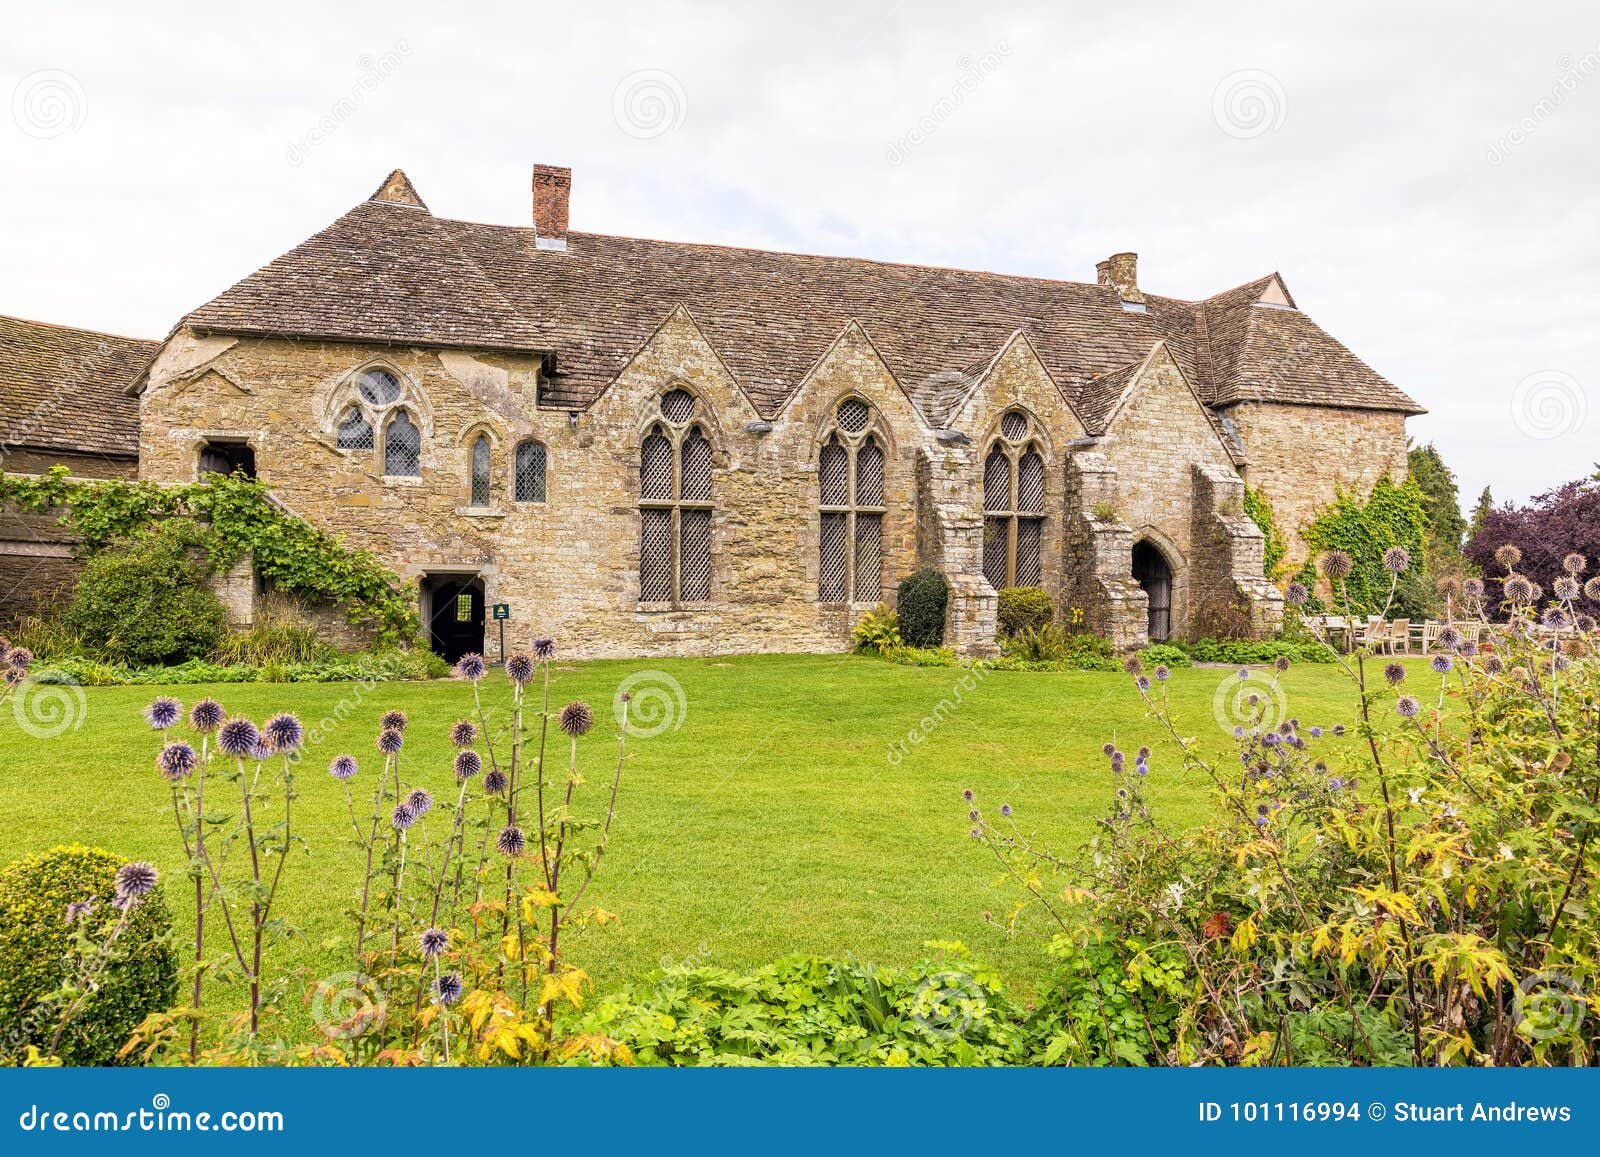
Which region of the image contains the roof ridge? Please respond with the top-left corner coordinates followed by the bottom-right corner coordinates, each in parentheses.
top-left (0, 312), bottom-right (159, 347)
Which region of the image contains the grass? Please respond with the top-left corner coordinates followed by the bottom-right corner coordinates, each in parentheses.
top-left (0, 652), bottom-right (1388, 1026)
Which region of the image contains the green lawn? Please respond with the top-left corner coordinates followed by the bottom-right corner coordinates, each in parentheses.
top-left (1, 653), bottom-right (1380, 1019)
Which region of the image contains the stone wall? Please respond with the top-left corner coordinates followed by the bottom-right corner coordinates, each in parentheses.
top-left (1224, 402), bottom-right (1410, 572)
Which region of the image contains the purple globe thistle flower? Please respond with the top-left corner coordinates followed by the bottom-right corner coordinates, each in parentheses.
top-left (962, 788), bottom-right (976, 801)
top-left (532, 638), bottom-right (556, 660)
top-left (967, 808), bottom-right (980, 822)
top-left (377, 728), bottom-right (404, 755)
top-left (432, 973), bottom-right (464, 1006)
top-left (1274, 655), bottom-right (1291, 673)
top-left (1436, 625), bottom-right (1463, 650)
top-left (3, 668), bottom-right (21, 687)
top-left (1100, 743), bottom-right (1116, 757)
top-left (1462, 578), bottom-right (1485, 601)
top-left (454, 653), bottom-right (487, 681)
top-left (1232, 725), bottom-right (1246, 740)
top-left (1484, 655), bottom-right (1506, 674)
top-left (1460, 640), bottom-right (1479, 656)
top-left (248, 739), bottom-right (274, 762)
top-left (496, 825), bottom-right (526, 857)
top-left (1237, 668), bottom-right (1250, 681)
top-left (1332, 724), bottom-right (1346, 736)
top-left (505, 653), bottom-right (535, 686)
top-left (1382, 546), bottom-right (1411, 574)
top-left (1123, 655), bottom-right (1143, 675)
top-left (1154, 665), bottom-right (1170, 682)
top-left (1110, 753), bottom-right (1125, 773)
top-left (380, 710), bottom-right (408, 733)
top-left (1384, 662), bottom-right (1406, 685)
top-left (1135, 675), bottom-right (1151, 692)
top-left (1284, 581), bottom-right (1308, 606)
top-left (483, 768), bottom-right (508, 794)
top-left (999, 804), bottom-right (1013, 817)
top-left (449, 719), bottom-right (477, 747)
top-left (1137, 746), bottom-right (1151, 759)
top-left (1564, 553), bottom-right (1588, 576)
top-left (188, 698), bottom-right (224, 733)
top-left (1586, 578), bottom-right (1600, 603)
top-left (405, 787), bottom-right (434, 816)
top-left (6, 646), bottom-right (33, 670)
top-left (1578, 616), bottom-right (1598, 634)
top-left (1328, 777), bottom-right (1345, 792)
top-left (1261, 732), bottom-right (1282, 748)
top-left (1320, 551), bottom-right (1354, 582)
top-left (114, 861), bottom-right (158, 905)
top-left (156, 742), bottom-right (198, 782)
top-left (145, 697), bottom-right (182, 730)
top-left (1396, 695), bottom-right (1421, 718)
top-left (64, 898), bottom-right (96, 924)
top-left (1309, 726), bottom-right (1323, 738)
top-left (391, 802), bottom-right (418, 831)
top-left (329, 754), bottom-right (358, 781)
top-left (1135, 758), bottom-right (1149, 776)
top-left (420, 927), bottom-right (449, 957)
top-left (1253, 815), bottom-right (1268, 828)
top-left (559, 701), bottom-right (594, 738)
top-left (217, 718), bottom-right (260, 758)
top-left (262, 713), bottom-right (303, 753)
top-left (1430, 654), bottom-right (1453, 674)
top-left (1495, 544), bottom-right (1522, 569)
top-left (969, 827), bottom-right (982, 840)
top-left (1504, 575), bottom-right (1535, 604)
top-left (1554, 577), bottom-right (1581, 602)
top-left (453, 750), bottom-right (483, 780)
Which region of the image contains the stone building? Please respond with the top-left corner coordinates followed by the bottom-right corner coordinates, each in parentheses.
top-left (1, 167), bottom-right (1423, 659)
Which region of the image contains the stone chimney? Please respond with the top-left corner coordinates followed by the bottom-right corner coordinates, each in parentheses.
top-left (1095, 252), bottom-right (1143, 304)
top-left (532, 164), bottom-right (571, 250)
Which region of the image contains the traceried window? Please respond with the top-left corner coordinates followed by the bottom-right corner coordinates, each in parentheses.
top-left (817, 398), bottom-right (886, 603)
top-left (384, 410), bottom-right (421, 477)
top-left (469, 435), bottom-right (492, 506)
top-left (638, 389), bottom-right (714, 604)
top-left (982, 410), bottom-right (1046, 590)
top-left (337, 406), bottom-right (374, 451)
top-left (357, 368), bottom-right (402, 406)
top-left (514, 440), bottom-right (547, 503)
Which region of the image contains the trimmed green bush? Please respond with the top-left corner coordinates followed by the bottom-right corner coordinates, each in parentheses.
top-left (60, 519), bottom-right (228, 666)
top-left (0, 846), bottom-right (178, 1065)
top-left (996, 586), bottom-right (1053, 638)
top-left (1183, 638), bottom-right (1336, 665)
top-left (896, 569), bottom-right (949, 648)
top-left (1137, 643), bottom-right (1192, 669)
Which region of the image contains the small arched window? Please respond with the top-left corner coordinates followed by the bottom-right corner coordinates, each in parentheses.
top-left (982, 411), bottom-right (1046, 590)
top-left (514, 440), bottom-right (547, 503)
top-left (469, 435), bottom-right (492, 506)
top-left (638, 389), bottom-right (714, 605)
top-left (817, 398), bottom-right (887, 603)
top-left (384, 410), bottom-right (421, 477)
top-left (337, 406), bottom-right (373, 451)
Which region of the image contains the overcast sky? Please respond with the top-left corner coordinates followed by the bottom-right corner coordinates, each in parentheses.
top-left (3, 1), bottom-right (1597, 509)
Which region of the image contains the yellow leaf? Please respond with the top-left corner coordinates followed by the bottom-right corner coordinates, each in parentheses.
top-left (501, 932), bottom-right (521, 961)
top-left (1231, 916), bottom-right (1257, 954)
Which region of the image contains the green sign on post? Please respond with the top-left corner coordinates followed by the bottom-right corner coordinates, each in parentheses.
top-left (492, 603), bottom-right (510, 621)
top-left (491, 603), bottom-right (510, 663)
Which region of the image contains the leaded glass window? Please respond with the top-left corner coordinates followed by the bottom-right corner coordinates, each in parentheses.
top-left (514, 440), bottom-right (547, 502)
top-left (469, 435), bottom-right (491, 506)
top-left (384, 410), bottom-right (421, 477)
top-left (818, 398), bottom-right (888, 603)
top-left (638, 390), bottom-right (714, 605)
top-left (982, 411), bottom-right (1047, 589)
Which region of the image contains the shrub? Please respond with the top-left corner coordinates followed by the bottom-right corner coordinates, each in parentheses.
top-left (1137, 643), bottom-right (1191, 669)
top-left (1466, 479), bottom-right (1600, 620)
top-left (996, 586), bottom-right (1053, 638)
top-left (1242, 486), bottom-right (1288, 580)
top-left (60, 519), bottom-right (228, 666)
top-left (1183, 638), bottom-right (1335, 665)
top-left (1301, 475), bottom-right (1428, 617)
top-left (212, 609), bottom-right (337, 666)
top-left (997, 626), bottom-right (1118, 670)
top-left (896, 569), bottom-right (949, 648)
top-left (851, 604), bottom-right (903, 655)
top-left (0, 846), bottom-right (178, 1065)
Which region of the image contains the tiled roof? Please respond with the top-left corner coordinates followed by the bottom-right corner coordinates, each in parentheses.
top-left (180, 171), bottom-right (1424, 425)
top-left (0, 314), bottom-right (157, 458)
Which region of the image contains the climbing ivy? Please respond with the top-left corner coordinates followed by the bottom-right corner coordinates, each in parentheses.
top-left (0, 467), bottom-right (419, 641)
top-left (1241, 485), bottom-right (1287, 580)
top-left (1298, 475), bottom-right (1429, 617)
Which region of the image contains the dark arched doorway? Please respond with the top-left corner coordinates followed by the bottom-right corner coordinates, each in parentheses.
top-left (423, 575), bottom-right (485, 663)
top-left (1132, 541), bottom-right (1173, 642)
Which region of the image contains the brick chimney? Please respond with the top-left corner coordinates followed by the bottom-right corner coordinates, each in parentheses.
top-left (532, 164), bottom-right (571, 250)
top-left (1095, 252), bottom-right (1144, 304)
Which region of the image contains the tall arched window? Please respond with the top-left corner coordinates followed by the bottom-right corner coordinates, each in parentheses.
top-left (817, 398), bottom-right (887, 603)
top-left (514, 440), bottom-right (547, 502)
top-left (638, 388), bottom-right (714, 604)
top-left (384, 411), bottom-right (421, 477)
top-left (982, 410), bottom-right (1046, 589)
top-left (469, 435), bottom-right (492, 506)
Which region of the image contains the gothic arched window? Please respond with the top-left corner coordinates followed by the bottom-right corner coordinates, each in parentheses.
top-left (638, 389), bottom-right (713, 604)
top-left (982, 411), bottom-right (1046, 589)
top-left (384, 410), bottom-right (421, 477)
top-left (336, 406), bottom-right (373, 451)
top-left (817, 398), bottom-right (887, 603)
top-left (469, 435), bottom-right (492, 506)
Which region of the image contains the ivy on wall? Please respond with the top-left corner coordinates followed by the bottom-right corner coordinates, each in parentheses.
top-left (1294, 475), bottom-right (1429, 617)
top-left (0, 467), bottom-right (420, 641)
top-left (1241, 485), bottom-right (1287, 581)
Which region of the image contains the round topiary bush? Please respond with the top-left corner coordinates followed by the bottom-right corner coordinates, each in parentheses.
top-left (896, 568), bottom-right (950, 648)
top-left (0, 845), bottom-right (178, 1065)
top-left (996, 586), bottom-right (1053, 638)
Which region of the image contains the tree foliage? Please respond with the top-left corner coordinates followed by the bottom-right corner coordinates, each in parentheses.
top-left (1407, 442), bottom-right (1467, 554)
top-left (1466, 479), bottom-right (1600, 617)
top-left (1296, 476), bottom-right (1429, 617)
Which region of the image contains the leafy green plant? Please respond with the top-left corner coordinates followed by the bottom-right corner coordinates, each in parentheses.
top-left (60, 519), bottom-right (229, 665)
top-left (996, 586), bottom-right (1053, 638)
top-left (213, 610), bottom-right (337, 666)
top-left (1242, 485), bottom-right (1288, 580)
top-left (851, 604), bottom-right (903, 655)
top-left (1137, 643), bottom-right (1191, 670)
top-left (0, 846), bottom-right (178, 1065)
top-left (1301, 475), bottom-right (1428, 617)
top-left (896, 569), bottom-right (949, 648)
top-left (1182, 638), bottom-right (1335, 665)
